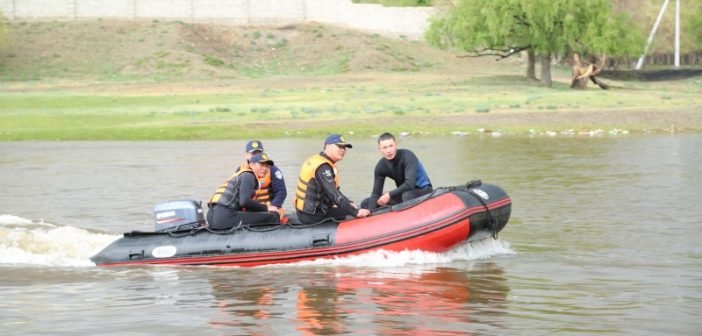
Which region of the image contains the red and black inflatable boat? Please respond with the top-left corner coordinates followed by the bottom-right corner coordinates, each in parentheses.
top-left (91, 181), bottom-right (511, 267)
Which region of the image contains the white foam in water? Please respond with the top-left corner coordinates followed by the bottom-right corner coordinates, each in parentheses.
top-left (0, 214), bottom-right (34, 225)
top-left (1, 214), bottom-right (515, 269)
top-left (445, 238), bottom-right (516, 261)
top-left (0, 214), bottom-right (120, 268)
top-left (277, 238), bottom-right (515, 268)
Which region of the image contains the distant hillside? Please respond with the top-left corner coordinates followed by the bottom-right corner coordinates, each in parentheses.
top-left (0, 20), bottom-right (486, 82)
top-left (2, 1), bottom-right (697, 84)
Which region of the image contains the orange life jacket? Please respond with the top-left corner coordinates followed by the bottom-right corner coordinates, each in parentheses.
top-left (294, 153), bottom-right (339, 214)
top-left (239, 162), bottom-right (273, 204)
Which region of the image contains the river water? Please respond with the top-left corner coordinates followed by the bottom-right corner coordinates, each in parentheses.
top-left (1, 135), bottom-right (701, 335)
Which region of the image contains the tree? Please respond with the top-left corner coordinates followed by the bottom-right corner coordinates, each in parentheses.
top-left (0, 12), bottom-right (7, 51)
top-left (426, 1), bottom-right (530, 73)
top-left (570, 53), bottom-right (608, 89)
top-left (426, 0), bottom-right (644, 87)
top-left (691, 5), bottom-right (702, 47)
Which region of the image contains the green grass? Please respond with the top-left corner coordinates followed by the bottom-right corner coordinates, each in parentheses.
top-left (1, 19), bottom-right (700, 140)
top-left (2, 72), bottom-right (701, 140)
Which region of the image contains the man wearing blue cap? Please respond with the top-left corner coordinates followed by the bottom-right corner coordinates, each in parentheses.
top-left (237, 140), bottom-right (287, 218)
top-left (207, 152), bottom-right (280, 229)
top-left (294, 134), bottom-right (371, 224)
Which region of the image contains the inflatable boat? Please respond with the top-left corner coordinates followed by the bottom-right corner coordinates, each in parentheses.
top-left (91, 181), bottom-right (511, 267)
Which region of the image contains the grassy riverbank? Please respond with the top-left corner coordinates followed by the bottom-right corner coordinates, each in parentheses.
top-left (1, 20), bottom-right (701, 140)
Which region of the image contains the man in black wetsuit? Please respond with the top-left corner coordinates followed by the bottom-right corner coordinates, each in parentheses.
top-left (362, 132), bottom-right (433, 211)
top-left (207, 152), bottom-right (281, 229)
top-left (294, 134), bottom-right (371, 224)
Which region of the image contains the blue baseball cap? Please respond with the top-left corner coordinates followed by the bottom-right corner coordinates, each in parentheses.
top-left (249, 152), bottom-right (274, 166)
top-left (324, 134), bottom-right (353, 148)
top-left (245, 140), bottom-right (264, 153)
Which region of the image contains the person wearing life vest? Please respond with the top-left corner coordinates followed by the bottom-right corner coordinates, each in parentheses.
top-left (361, 132), bottom-right (433, 211)
top-left (236, 140), bottom-right (288, 221)
top-left (207, 152), bottom-right (280, 229)
top-left (294, 134), bottom-right (371, 224)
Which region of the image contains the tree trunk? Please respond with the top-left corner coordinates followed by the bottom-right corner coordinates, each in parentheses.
top-left (589, 76), bottom-right (609, 90)
top-left (571, 53), bottom-right (609, 90)
top-left (540, 53), bottom-right (552, 87)
top-left (571, 76), bottom-right (589, 89)
top-left (526, 50), bottom-right (536, 81)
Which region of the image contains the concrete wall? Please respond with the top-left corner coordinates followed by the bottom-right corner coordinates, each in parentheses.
top-left (76, 0), bottom-right (133, 19)
top-left (193, 0), bottom-right (249, 23)
top-left (0, 0), bottom-right (435, 39)
top-left (306, 0), bottom-right (434, 38)
top-left (11, 0), bottom-right (75, 18)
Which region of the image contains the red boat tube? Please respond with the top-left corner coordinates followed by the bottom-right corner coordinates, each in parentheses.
top-left (91, 182), bottom-right (511, 267)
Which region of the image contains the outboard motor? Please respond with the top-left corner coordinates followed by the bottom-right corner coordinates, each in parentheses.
top-left (153, 200), bottom-right (207, 232)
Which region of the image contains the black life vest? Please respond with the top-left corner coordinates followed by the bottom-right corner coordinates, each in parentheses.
top-left (208, 168), bottom-right (257, 210)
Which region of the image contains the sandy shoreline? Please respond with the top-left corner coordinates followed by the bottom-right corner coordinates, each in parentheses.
top-left (247, 108), bottom-right (702, 137)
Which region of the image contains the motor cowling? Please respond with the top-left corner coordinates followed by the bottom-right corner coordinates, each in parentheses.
top-left (153, 200), bottom-right (206, 232)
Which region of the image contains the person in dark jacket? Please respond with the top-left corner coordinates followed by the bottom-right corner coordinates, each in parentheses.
top-left (294, 134), bottom-right (370, 224)
top-left (362, 132), bottom-right (433, 211)
top-left (237, 140), bottom-right (287, 210)
top-left (207, 152), bottom-right (280, 229)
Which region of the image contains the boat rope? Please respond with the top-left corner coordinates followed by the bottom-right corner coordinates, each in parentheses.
top-left (204, 220), bottom-right (281, 234)
top-left (286, 217), bottom-right (344, 229)
top-left (368, 187), bottom-right (451, 214)
top-left (162, 180), bottom-right (499, 238)
top-left (464, 180), bottom-right (499, 239)
top-left (245, 221), bottom-right (298, 232)
top-left (163, 221), bottom-right (248, 237)
top-left (162, 216), bottom-right (343, 236)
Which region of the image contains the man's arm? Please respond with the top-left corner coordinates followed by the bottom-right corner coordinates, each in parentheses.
top-left (269, 165), bottom-right (287, 208)
top-left (315, 163), bottom-right (358, 216)
top-left (238, 173), bottom-right (268, 212)
top-left (388, 150), bottom-right (419, 198)
top-left (368, 160), bottom-right (386, 210)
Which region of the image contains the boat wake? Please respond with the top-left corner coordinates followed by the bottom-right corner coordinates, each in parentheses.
top-left (1, 214), bottom-right (514, 269)
top-left (277, 238), bottom-right (515, 268)
top-left (0, 215), bottom-right (120, 268)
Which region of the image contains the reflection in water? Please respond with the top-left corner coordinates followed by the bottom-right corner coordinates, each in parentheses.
top-left (294, 276), bottom-right (344, 335)
top-left (335, 263), bottom-right (509, 335)
top-left (208, 277), bottom-right (278, 334)
top-left (206, 263), bottom-right (509, 335)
